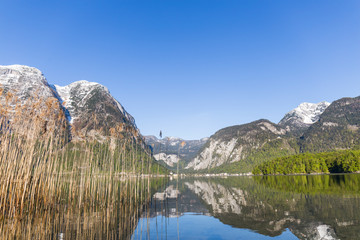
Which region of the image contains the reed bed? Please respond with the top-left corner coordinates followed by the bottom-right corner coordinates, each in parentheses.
top-left (0, 89), bottom-right (167, 239)
top-left (0, 176), bottom-right (167, 239)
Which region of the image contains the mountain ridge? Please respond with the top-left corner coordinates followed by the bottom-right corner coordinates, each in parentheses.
top-left (185, 98), bottom-right (357, 173)
top-left (0, 64), bottom-right (140, 142)
top-left (185, 119), bottom-right (298, 172)
top-left (300, 96), bottom-right (360, 152)
top-left (279, 101), bottom-right (330, 135)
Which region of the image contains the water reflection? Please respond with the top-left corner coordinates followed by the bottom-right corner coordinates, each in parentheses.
top-left (2, 174), bottom-right (360, 239)
top-left (0, 177), bottom-right (166, 240)
top-left (135, 174), bottom-right (360, 240)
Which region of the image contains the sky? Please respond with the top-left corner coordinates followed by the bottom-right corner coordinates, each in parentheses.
top-left (1, 0), bottom-right (360, 139)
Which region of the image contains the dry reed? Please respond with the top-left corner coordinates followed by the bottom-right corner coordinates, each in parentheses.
top-left (0, 89), bottom-right (166, 239)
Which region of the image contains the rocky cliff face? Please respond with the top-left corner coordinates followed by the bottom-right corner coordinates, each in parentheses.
top-left (300, 96), bottom-right (360, 152)
top-left (153, 153), bottom-right (180, 168)
top-left (0, 65), bottom-right (139, 141)
top-left (0, 65), bottom-right (68, 136)
top-left (185, 119), bottom-right (297, 172)
top-left (53, 81), bottom-right (137, 140)
top-left (185, 101), bottom-right (346, 173)
top-left (0, 65), bottom-right (56, 101)
top-left (279, 102), bottom-right (330, 135)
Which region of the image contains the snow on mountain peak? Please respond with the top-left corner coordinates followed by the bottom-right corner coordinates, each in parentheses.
top-left (0, 64), bottom-right (138, 139)
top-left (0, 65), bottom-right (53, 100)
top-left (53, 80), bottom-right (134, 126)
top-left (279, 101), bottom-right (331, 131)
top-left (0, 65), bottom-right (43, 76)
top-left (54, 80), bottom-right (107, 97)
top-left (57, 80), bottom-right (104, 89)
top-left (291, 101), bottom-right (330, 124)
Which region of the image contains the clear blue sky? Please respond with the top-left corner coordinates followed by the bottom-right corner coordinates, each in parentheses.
top-left (1, 0), bottom-right (360, 139)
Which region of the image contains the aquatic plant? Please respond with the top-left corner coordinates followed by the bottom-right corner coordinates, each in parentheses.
top-left (0, 88), bottom-right (167, 240)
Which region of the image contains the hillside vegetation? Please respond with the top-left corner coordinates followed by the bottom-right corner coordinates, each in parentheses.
top-left (253, 150), bottom-right (360, 175)
top-left (186, 95), bottom-right (360, 174)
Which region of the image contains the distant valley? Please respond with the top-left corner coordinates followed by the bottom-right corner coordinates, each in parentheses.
top-left (144, 136), bottom-right (208, 171)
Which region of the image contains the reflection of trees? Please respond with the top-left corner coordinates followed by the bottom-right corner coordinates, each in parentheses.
top-left (184, 178), bottom-right (299, 237)
top-left (184, 176), bottom-right (360, 239)
top-left (254, 174), bottom-right (360, 196)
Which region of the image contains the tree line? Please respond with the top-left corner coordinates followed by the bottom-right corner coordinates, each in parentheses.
top-left (253, 150), bottom-right (360, 175)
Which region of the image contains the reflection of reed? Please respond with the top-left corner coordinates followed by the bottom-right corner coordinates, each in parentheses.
top-left (0, 177), bottom-right (164, 239)
top-left (0, 89), bottom-right (167, 239)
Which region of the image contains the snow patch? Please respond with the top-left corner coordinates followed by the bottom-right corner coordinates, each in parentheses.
top-left (0, 65), bottom-right (54, 101)
top-left (279, 101), bottom-right (330, 129)
top-left (54, 80), bottom-right (135, 125)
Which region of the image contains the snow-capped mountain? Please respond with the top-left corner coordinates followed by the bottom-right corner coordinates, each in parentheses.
top-left (300, 96), bottom-right (360, 152)
top-left (185, 102), bottom-right (331, 172)
top-left (0, 65), bottom-right (55, 101)
top-left (0, 64), bottom-right (138, 141)
top-left (279, 102), bottom-right (330, 134)
top-left (52, 80), bottom-right (136, 137)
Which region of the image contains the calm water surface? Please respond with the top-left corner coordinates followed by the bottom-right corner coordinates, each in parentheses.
top-left (133, 174), bottom-right (360, 240)
top-left (1, 174), bottom-right (360, 239)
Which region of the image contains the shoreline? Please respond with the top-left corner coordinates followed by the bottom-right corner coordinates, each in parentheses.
top-left (166, 171), bottom-right (360, 178)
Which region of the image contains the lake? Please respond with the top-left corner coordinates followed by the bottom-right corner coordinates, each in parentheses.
top-left (133, 174), bottom-right (360, 240)
top-left (1, 174), bottom-right (360, 239)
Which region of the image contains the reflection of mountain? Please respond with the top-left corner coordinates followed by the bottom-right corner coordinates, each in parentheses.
top-left (154, 175), bottom-right (360, 240)
top-left (184, 178), bottom-right (342, 239)
top-left (153, 185), bottom-right (180, 201)
top-left (185, 180), bottom-right (247, 215)
top-left (146, 182), bottom-right (209, 219)
top-left (184, 178), bottom-right (301, 237)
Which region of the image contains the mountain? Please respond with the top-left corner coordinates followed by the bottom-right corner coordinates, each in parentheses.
top-left (5, 66), bottom-right (355, 174)
top-left (279, 101), bottom-right (330, 135)
top-left (0, 64), bottom-right (141, 143)
top-left (145, 136), bottom-right (208, 170)
top-left (300, 96), bottom-right (360, 152)
top-left (185, 119), bottom-right (298, 173)
top-left (185, 99), bottom-right (356, 173)
top-left (53, 80), bottom-right (137, 140)
top-left (0, 65), bottom-right (56, 101)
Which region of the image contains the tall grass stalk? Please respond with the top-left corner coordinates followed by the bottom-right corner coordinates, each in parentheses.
top-left (0, 89), bottom-right (167, 239)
